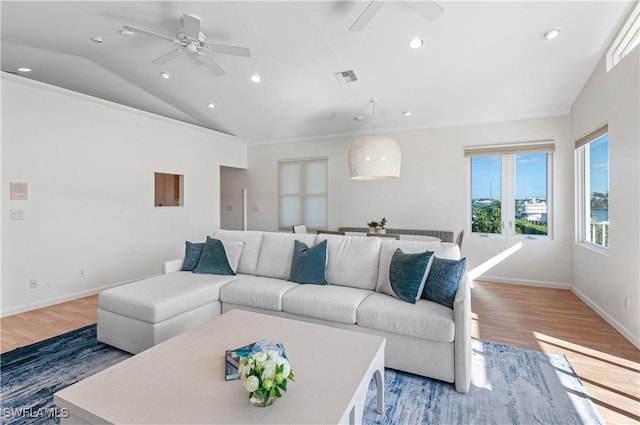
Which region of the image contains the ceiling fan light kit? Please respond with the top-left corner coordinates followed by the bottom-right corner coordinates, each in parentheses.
top-left (348, 99), bottom-right (402, 180)
top-left (409, 37), bottom-right (423, 49)
top-left (544, 28), bottom-right (561, 40)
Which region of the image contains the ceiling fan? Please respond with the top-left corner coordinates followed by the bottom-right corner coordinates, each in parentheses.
top-left (349, 0), bottom-right (444, 31)
top-left (122, 13), bottom-right (250, 76)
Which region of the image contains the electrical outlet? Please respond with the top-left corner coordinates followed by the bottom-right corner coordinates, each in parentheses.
top-left (79, 269), bottom-right (86, 278)
top-left (29, 279), bottom-right (38, 289)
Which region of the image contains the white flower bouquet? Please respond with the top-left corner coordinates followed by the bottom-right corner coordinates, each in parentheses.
top-left (238, 340), bottom-right (295, 407)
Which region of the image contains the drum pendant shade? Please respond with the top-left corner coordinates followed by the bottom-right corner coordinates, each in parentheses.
top-left (348, 136), bottom-right (401, 180)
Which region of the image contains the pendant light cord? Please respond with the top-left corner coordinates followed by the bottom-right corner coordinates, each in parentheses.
top-left (371, 100), bottom-right (376, 137)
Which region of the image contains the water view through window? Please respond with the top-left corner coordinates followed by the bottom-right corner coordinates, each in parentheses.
top-left (515, 153), bottom-right (548, 235)
top-left (471, 153), bottom-right (549, 236)
top-left (586, 134), bottom-right (609, 247)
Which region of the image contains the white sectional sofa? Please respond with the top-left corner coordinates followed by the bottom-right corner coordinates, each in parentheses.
top-left (97, 229), bottom-right (471, 393)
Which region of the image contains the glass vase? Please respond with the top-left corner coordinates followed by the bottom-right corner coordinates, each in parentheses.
top-left (249, 392), bottom-right (277, 407)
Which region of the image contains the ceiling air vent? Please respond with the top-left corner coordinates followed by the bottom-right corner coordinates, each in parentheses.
top-left (335, 69), bottom-right (359, 84)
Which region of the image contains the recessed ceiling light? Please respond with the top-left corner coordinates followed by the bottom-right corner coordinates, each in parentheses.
top-left (207, 103), bottom-right (216, 109)
top-left (17, 67), bottom-right (31, 72)
top-left (160, 72), bottom-right (171, 79)
top-left (402, 111), bottom-right (413, 116)
top-left (409, 37), bottom-right (423, 49)
top-left (543, 29), bottom-right (560, 40)
top-left (91, 36), bottom-right (106, 43)
top-left (119, 29), bottom-right (134, 37)
top-left (250, 74), bottom-right (261, 83)
top-left (354, 116), bottom-right (365, 121)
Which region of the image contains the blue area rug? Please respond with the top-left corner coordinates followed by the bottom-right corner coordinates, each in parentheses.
top-left (1, 325), bottom-right (602, 424)
top-left (363, 341), bottom-right (603, 424)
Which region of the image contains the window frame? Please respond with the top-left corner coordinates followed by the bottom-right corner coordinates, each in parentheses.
top-left (466, 141), bottom-right (554, 240)
top-left (606, 1), bottom-right (640, 72)
top-left (277, 157), bottom-right (329, 231)
top-left (575, 125), bottom-right (609, 253)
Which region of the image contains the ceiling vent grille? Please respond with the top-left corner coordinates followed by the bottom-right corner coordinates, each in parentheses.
top-left (335, 69), bottom-right (359, 84)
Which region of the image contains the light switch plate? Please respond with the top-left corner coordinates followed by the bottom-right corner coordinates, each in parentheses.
top-left (10, 209), bottom-right (24, 220)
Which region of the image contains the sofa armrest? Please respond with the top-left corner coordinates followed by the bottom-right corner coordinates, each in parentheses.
top-left (453, 274), bottom-right (472, 393)
top-left (163, 258), bottom-right (184, 274)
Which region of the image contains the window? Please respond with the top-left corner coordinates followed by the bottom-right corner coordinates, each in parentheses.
top-left (575, 126), bottom-right (609, 250)
top-left (471, 156), bottom-right (502, 234)
top-left (278, 158), bottom-right (328, 230)
top-left (154, 172), bottom-right (183, 207)
top-left (606, 1), bottom-right (640, 72)
top-left (466, 141), bottom-right (554, 238)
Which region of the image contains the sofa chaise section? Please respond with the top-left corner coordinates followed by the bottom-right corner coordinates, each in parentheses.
top-left (97, 272), bottom-right (240, 354)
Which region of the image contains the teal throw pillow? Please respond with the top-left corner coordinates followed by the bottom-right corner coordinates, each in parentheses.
top-left (421, 257), bottom-right (467, 308)
top-left (193, 236), bottom-right (235, 275)
top-left (181, 241), bottom-right (204, 271)
top-left (389, 249), bottom-right (434, 304)
top-left (289, 239), bottom-right (327, 285)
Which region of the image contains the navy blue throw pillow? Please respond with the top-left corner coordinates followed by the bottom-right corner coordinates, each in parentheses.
top-left (193, 236), bottom-right (235, 275)
top-left (389, 249), bottom-right (434, 304)
top-left (289, 239), bottom-right (328, 285)
top-left (181, 241), bottom-right (204, 271)
top-left (421, 257), bottom-right (467, 308)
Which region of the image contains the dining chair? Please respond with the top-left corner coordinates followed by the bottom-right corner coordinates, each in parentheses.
top-left (292, 224), bottom-right (308, 234)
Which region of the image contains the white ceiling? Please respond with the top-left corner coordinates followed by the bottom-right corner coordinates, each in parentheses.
top-left (1, 1), bottom-right (634, 144)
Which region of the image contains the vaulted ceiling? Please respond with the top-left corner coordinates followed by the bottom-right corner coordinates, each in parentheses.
top-left (1, 1), bottom-right (634, 143)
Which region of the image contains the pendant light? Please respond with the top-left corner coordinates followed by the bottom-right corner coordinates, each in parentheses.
top-left (348, 99), bottom-right (401, 180)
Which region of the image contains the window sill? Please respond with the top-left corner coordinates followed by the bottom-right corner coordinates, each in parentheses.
top-left (577, 241), bottom-right (609, 256)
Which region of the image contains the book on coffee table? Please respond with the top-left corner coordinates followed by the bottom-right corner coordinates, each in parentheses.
top-left (225, 339), bottom-right (287, 381)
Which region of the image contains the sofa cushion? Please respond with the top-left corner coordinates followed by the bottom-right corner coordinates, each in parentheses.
top-left (422, 257), bottom-right (467, 309)
top-left (282, 285), bottom-right (372, 324)
top-left (389, 249), bottom-right (434, 304)
top-left (98, 272), bottom-right (240, 323)
top-left (212, 230), bottom-right (264, 275)
top-left (219, 276), bottom-right (298, 311)
top-left (181, 241), bottom-right (204, 271)
top-left (357, 292), bottom-right (455, 342)
top-left (255, 232), bottom-right (318, 279)
top-left (289, 239), bottom-right (327, 285)
top-left (193, 237), bottom-right (239, 275)
top-left (376, 240), bottom-right (460, 294)
top-left (316, 234), bottom-right (381, 290)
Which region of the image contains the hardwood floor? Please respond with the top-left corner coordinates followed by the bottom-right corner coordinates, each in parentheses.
top-left (1, 282), bottom-right (638, 424)
top-left (0, 295), bottom-right (98, 353)
top-left (472, 281), bottom-right (639, 425)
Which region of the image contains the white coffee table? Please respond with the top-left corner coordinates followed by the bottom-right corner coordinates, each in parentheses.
top-left (55, 309), bottom-right (385, 424)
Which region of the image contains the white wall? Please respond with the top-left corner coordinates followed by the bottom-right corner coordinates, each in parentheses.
top-left (247, 114), bottom-right (573, 288)
top-left (570, 47), bottom-right (640, 348)
top-left (1, 74), bottom-right (247, 316)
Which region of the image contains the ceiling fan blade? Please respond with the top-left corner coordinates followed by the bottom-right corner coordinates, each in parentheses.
top-left (182, 13), bottom-right (201, 39)
top-left (406, 0), bottom-right (444, 22)
top-left (198, 55), bottom-right (226, 76)
top-left (122, 25), bottom-right (175, 42)
top-left (349, 0), bottom-right (385, 31)
top-left (209, 44), bottom-right (251, 58)
top-left (152, 49), bottom-right (184, 65)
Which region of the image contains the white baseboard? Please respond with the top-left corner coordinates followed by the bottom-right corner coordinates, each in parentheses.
top-left (478, 275), bottom-right (571, 290)
top-left (0, 274), bottom-right (159, 318)
top-left (571, 285), bottom-right (640, 350)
